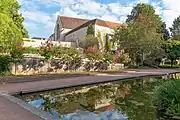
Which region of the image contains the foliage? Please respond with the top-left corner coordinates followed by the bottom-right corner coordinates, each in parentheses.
top-left (85, 47), bottom-right (103, 61)
top-left (0, 0), bottom-right (28, 53)
top-left (113, 16), bottom-right (163, 66)
top-left (160, 22), bottom-right (170, 41)
top-left (0, 0), bottom-right (28, 37)
top-left (143, 48), bottom-right (166, 67)
top-left (0, 55), bottom-right (13, 75)
top-left (39, 43), bottom-right (54, 60)
top-left (153, 80), bottom-right (180, 116)
top-left (164, 40), bottom-right (180, 67)
top-left (83, 47), bottom-right (114, 71)
top-left (126, 3), bottom-right (169, 41)
top-left (103, 54), bottom-right (113, 63)
top-left (96, 32), bottom-right (112, 53)
top-left (86, 24), bottom-right (94, 36)
top-left (24, 47), bottom-right (39, 54)
top-left (170, 15), bottom-right (180, 40)
top-left (79, 35), bottom-right (99, 50)
top-left (113, 50), bottom-right (131, 65)
top-left (0, 13), bottom-right (22, 53)
top-left (126, 3), bottom-right (163, 30)
top-left (54, 46), bottom-right (82, 63)
top-left (104, 34), bottom-right (111, 53)
top-left (97, 31), bottom-right (104, 51)
top-left (113, 4), bottom-right (164, 66)
top-left (10, 41), bottom-right (24, 59)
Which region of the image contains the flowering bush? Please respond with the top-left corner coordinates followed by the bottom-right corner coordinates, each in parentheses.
top-left (113, 49), bottom-right (131, 65)
top-left (85, 47), bottom-right (103, 61)
top-left (39, 43), bottom-right (54, 60)
top-left (84, 47), bottom-right (113, 71)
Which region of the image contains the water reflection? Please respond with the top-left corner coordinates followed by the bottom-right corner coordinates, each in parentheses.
top-left (20, 74), bottom-right (180, 120)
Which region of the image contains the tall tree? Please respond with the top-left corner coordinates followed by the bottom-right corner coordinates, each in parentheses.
top-left (126, 3), bottom-right (166, 39)
top-left (170, 15), bottom-right (180, 40)
top-left (0, 0), bottom-right (28, 38)
top-left (160, 22), bottom-right (170, 40)
top-left (86, 24), bottom-right (94, 36)
top-left (114, 4), bottom-right (164, 66)
top-left (0, 11), bottom-right (22, 52)
top-left (0, 0), bottom-right (28, 52)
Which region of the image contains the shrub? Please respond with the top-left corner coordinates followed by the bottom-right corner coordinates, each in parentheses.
top-left (153, 80), bottom-right (180, 116)
top-left (24, 47), bottom-right (38, 54)
top-left (113, 50), bottom-right (131, 65)
top-left (103, 54), bottom-right (113, 63)
top-left (54, 47), bottom-right (81, 61)
top-left (85, 47), bottom-right (103, 61)
top-left (54, 47), bottom-right (82, 70)
top-left (0, 55), bottom-right (13, 75)
top-left (10, 40), bottom-right (24, 59)
top-left (79, 35), bottom-right (99, 50)
top-left (39, 43), bottom-right (54, 60)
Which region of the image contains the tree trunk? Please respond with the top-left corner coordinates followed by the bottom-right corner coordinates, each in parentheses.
top-left (15, 63), bottom-right (16, 76)
top-left (171, 59), bottom-right (173, 68)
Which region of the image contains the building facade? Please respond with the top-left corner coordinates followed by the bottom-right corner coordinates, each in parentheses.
top-left (52, 16), bottom-right (122, 42)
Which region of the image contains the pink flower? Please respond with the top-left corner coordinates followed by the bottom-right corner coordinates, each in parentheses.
top-left (120, 49), bottom-right (125, 53)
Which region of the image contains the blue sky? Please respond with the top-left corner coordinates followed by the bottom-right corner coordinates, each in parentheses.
top-left (17, 0), bottom-right (180, 38)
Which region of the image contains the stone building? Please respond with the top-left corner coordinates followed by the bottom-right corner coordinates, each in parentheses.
top-left (51, 16), bottom-right (122, 43)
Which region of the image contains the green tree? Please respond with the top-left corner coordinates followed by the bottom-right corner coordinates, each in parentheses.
top-left (126, 3), bottom-right (165, 38)
top-left (170, 15), bottom-right (180, 40)
top-left (164, 40), bottom-right (180, 67)
top-left (0, 13), bottom-right (22, 52)
top-left (160, 22), bottom-right (170, 40)
top-left (86, 24), bottom-right (94, 36)
top-left (0, 0), bottom-right (28, 53)
top-left (0, 0), bottom-right (28, 37)
top-left (79, 35), bottom-right (99, 50)
top-left (97, 31), bottom-right (104, 51)
top-left (114, 13), bottom-right (163, 66)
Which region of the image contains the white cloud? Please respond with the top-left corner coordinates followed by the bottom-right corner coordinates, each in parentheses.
top-left (18, 0), bottom-right (180, 37)
top-left (100, 14), bottom-right (119, 23)
top-left (161, 0), bottom-right (180, 27)
top-left (138, 0), bottom-right (150, 3)
top-left (23, 21), bottom-right (38, 32)
top-left (21, 11), bottom-right (51, 24)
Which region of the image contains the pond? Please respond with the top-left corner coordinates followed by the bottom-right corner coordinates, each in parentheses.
top-left (19, 74), bottom-right (179, 120)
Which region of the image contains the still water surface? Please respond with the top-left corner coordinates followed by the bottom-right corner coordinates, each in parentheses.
top-left (20, 75), bottom-right (177, 120)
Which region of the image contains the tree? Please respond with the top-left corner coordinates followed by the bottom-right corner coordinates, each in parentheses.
top-left (0, 13), bottom-right (22, 52)
top-left (97, 31), bottom-right (104, 51)
top-left (126, 3), bottom-right (166, 39)
top-left (86, 24), bottom-right (94, 36)
top-left (114, 6), bottom-right (164, 66)
top-left (0, 0), bottom-right (28, 38)
top-left (79, 35), bottom-right (99, 50)
top-left (0, 0), bottom-right (28, 52)
top-left (164, 40), bottom-right (180, 67)
top-left (160, 22), bottom-right (170, 41)
top-left (170, 15), bottom-right (180, 40)
top-left (96, 31), bottom-right (111, 52)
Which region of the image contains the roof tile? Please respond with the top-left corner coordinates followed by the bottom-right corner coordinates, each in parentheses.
top-left (59, 16), bottom-right (89, 29)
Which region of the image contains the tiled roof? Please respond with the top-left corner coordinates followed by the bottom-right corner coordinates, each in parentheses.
top-left (59, 16), bottom-right (89, 29)
top-left (65, 19), bottom-right (97, 36)
top-left (65, 18), bottom-right (122, 36)
top-left (96, 19), bottom-right (121, 29)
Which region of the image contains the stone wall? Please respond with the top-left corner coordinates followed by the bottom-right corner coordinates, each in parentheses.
top-left (11, 58), bottom-right (124, 75)
top-left (23, 38), bottom-right (76, 48)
